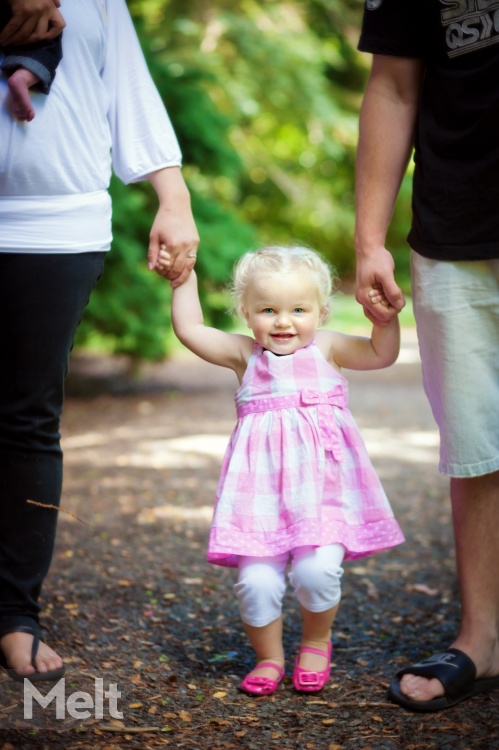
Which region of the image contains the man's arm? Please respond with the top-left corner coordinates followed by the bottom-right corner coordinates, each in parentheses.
top-left (0, 0), bottom-right (65, 45)
top-left (355, 54), bottom-right (424, 324)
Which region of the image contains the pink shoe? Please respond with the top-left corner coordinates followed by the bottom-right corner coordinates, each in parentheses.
top-left (239, 662), bottom-right (285, 696)
top-left (292, 643), bottom-right (332, 692)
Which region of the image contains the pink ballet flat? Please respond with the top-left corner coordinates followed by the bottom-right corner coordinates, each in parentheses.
top-left (292, 643), bottom-right (332, 692)
top-left (239, 662), bottom-right (285, 696)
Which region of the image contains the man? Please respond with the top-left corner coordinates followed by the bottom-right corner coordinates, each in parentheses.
top-left (355, 0), bottom-right (499, 712)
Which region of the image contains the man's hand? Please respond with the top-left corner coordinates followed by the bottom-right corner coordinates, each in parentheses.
top-left (0, 0), bottom-right (65, 45)
top-left (355, 246), bottom-right (406, 326)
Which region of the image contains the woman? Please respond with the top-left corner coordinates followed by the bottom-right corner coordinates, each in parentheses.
top-left (0, 0), bottom-right (199, 681)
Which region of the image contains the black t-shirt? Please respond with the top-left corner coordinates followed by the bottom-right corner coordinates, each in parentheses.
top-left (359, 0), bottom-right (499, 261)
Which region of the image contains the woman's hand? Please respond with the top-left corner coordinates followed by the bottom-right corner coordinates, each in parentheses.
top-left (147, 167), bottom-right (200, 287)
top-left (0, 0), bottom-right (65, 45)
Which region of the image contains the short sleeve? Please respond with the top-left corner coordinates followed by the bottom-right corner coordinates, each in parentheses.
top-left (358, 0), bottom-right (426, 59)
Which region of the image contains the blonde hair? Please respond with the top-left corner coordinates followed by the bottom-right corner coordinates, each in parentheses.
top-left (230, 245), bottom-right (336, 322)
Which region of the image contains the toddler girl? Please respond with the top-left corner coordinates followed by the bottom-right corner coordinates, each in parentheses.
top-left (169, 245), bottom-right (404, 695)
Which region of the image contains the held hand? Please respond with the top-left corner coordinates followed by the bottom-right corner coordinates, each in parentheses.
top-left (0, 0), bottom-right (65, 45)
top-left (148, 205), bottom-right (199, 287)
top-left (147, 167), bottom-right (200, 287)
top-left (355, 246), bottom-right (405, 326)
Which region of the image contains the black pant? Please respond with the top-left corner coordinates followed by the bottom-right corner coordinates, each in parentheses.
top-left (0, 0), bottom-right (62, 92)
top-left (0, 252), bottom-right (106, 636)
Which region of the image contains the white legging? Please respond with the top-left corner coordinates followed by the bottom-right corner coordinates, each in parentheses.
top-left (234, 544), bottom-right (345, 627)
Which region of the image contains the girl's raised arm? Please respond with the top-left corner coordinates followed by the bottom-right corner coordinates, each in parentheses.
top-left (319, 315), bottom-right (400, 371)
top-left (171, 271), bottom-right (253, 376)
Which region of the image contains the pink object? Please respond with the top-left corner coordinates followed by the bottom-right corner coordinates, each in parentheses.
top-left (239, 662), bottom-right (285, 695)
top-left (292, 642), bottom-right (332, 692)
top-left (208, 340), bottom-right (404, 568)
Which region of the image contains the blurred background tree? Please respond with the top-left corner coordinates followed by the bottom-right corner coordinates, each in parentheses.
top-left (75, 0), bottom-right (413, 360)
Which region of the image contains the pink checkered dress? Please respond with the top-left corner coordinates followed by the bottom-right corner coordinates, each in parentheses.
top-left (207, 340), bottom-right (404, 567)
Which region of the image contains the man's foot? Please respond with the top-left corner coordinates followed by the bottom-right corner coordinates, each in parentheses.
top-left (0, 631), bottom-right (63, 678)
top-left (7, 68), bottom-right (39, 122)
top-left (399, 639), bottom-right (499, 703)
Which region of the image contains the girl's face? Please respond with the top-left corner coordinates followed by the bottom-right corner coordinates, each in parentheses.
top-left (242, 270), bottom-right (324, 355)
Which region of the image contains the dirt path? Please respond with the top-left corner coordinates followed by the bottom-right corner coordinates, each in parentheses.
top-left (0, 332), bottom-right (497, 749)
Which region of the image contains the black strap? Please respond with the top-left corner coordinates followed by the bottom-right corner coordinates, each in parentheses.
top-left (397, 648), bottom-right (476, 701)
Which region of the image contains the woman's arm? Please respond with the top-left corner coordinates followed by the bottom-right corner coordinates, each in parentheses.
top-left (172, 271), bottom-right (253, 377)
top-left (0, 0), bottom-right (64, 44)
top-left (146, 167), bottom-right (200, 287)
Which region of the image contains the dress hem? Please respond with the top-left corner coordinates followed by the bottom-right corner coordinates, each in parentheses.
top-left (207, 519), bottom-right (405, 568)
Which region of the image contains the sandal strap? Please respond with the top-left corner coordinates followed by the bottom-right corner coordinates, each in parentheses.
top-left (298, 645), bottom-right (330, 658)
top-left (397, 648), bottom-right (476, 701)
top-left (0, 622), bottom-right (38, 640)
top-left (0, 623), bottom-right (40, 672)
top-left (255, 662), bottom-right (284, 676)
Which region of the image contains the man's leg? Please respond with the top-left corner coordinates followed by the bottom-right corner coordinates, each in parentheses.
top-left (398, 253), bottom-right (499, 704)
top-left (400, 472), bottom-right (499, 701)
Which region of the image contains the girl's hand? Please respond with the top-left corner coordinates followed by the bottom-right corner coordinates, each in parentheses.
top-left (368, 282), bottom-right (392, 308)
top-left (0, 0), bottom-right (65, 44)
top-left (154, 243), bottom-right (198, 285)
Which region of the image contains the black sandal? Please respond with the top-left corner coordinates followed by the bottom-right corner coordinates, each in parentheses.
top-left (0, 624), bottom-right (65, 683)
top-left (389, 647), bottom-right (499, 712)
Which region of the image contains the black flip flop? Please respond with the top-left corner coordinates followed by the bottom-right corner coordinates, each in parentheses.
top-left (0, 624), bottom-right (65, 683)
top-left (389, 647), bottom-right (499, 712)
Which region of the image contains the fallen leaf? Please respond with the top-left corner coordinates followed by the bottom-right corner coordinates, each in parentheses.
top-left (178, 710), bottom-right (192, 722)
top-left (322, 719), bottom-right (335, 725)
top-left (213, 691), bottom-right (227, 699)
top-left (408, 583), bottom-right (439, 596)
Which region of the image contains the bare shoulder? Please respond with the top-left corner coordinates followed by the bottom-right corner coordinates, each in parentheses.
top-left (315, 329), bottom-right (342, 363)
top-left (237, 333), bottom-right (256, 359)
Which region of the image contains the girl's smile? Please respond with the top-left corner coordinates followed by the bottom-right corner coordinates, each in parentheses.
top-left (242, 271), bottom-right (324, 355)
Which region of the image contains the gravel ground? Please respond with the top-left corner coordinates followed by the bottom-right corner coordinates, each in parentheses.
top-left (0, 333), bottom-right (497, 749)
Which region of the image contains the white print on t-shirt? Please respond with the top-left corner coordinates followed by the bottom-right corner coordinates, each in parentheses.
top-left (366, 0), bottom-right (383, 9)
top-left (441, 0), bottom-right (499, 57)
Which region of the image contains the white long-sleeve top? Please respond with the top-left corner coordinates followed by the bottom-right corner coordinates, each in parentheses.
top-left (0, 0), bottom-right (182, 253)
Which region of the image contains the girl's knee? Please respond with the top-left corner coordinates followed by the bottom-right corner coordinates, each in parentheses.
top-left (290, 547), bottom-right (344, 611)
top-left (235, 562), bottom-right (286, 627)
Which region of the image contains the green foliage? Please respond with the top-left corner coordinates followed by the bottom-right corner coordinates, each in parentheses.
top-left (75, 177), bottom-right (171, 360)
top-left (76, 0), bottom-right (413, 360)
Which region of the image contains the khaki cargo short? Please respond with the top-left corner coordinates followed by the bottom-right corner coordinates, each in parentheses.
top-left (411, 251), bottom-right (499, 478)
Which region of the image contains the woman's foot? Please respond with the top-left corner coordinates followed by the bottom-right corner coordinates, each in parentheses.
top-left (7, 68), bottom-right (39, 122)
top-left (0, 631), bottom-right (63, 678)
